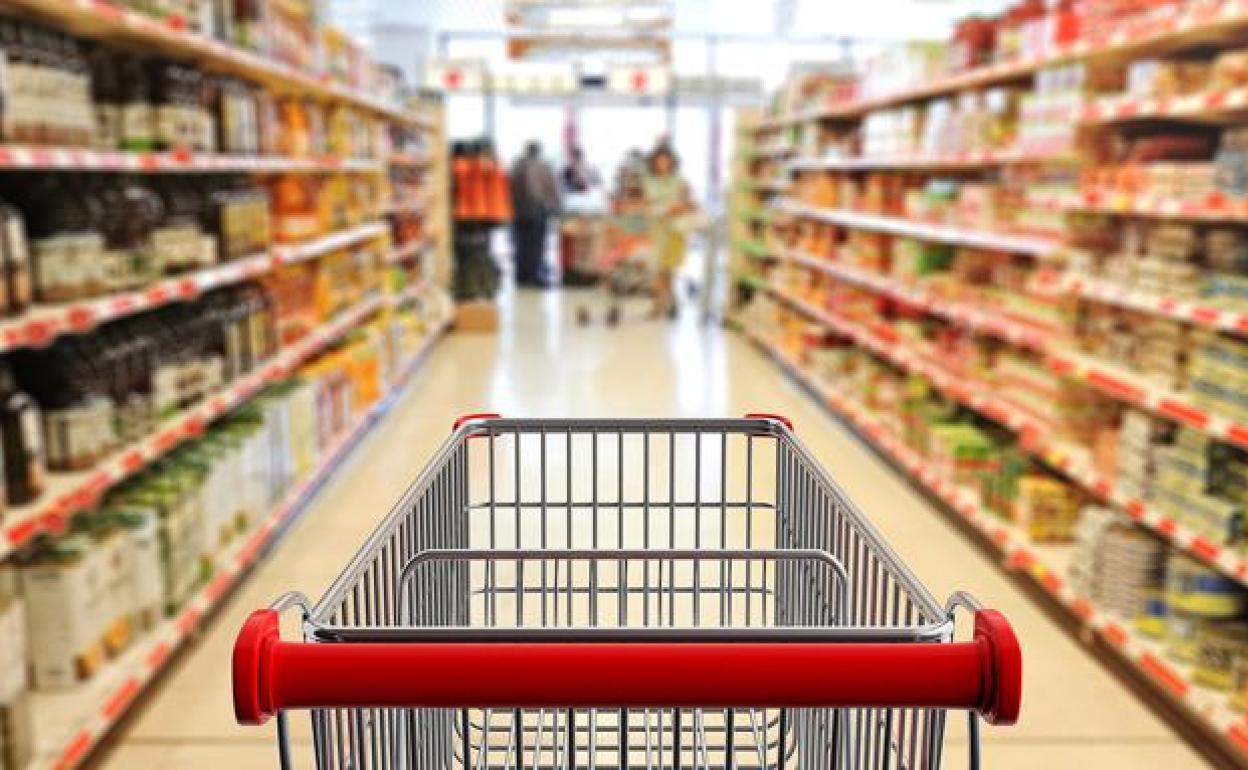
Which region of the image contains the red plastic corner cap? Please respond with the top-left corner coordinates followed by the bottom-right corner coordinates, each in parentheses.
top-left (974, 609), bottom-right (1022, 725)
top-left (452, 413), bottom-right (502, 432)
top-left (233, 609), bottom-right (281, 725)
top-left (745, 413), bottom-right (795, 433)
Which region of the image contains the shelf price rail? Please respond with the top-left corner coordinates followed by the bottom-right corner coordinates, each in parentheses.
top-left (0, 147), bottom-right (388, 173)
top-left (779, 200), bottom-right (1062, 257)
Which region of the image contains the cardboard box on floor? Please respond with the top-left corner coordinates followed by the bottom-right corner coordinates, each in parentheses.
top-left (456, 301), bottom-right (498, 333)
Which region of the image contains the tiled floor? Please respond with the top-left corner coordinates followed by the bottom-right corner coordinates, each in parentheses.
top-left (96, 291), bottom-right (1210, 769)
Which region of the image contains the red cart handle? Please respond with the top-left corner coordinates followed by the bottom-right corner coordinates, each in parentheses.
top-left (234, 609), bottom-right (1020, 727)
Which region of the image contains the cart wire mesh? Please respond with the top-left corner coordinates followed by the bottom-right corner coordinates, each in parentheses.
top-left (290, 419), bottom-right (965, 770)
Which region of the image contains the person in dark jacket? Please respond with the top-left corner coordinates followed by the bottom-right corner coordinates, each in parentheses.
top-left (509, 141), bottom-right (561, 287)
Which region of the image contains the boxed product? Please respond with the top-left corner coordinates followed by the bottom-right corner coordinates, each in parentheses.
top-left (0, 689), bottom-right (33, 770)
top-left (1070, 505), bottom-right (1165, 620)
top-left (1166, 554), bottom-right (1248, 619)
top-left (117, 507), bottom-right (162, 634)
top-left (1194, 622), bottom-right (1248, 691)
top-left (20, 536), bottom-right (106, 690)
top-left (0, 569), bottom-right (25, 702)
top-left (109, 468), bottom-right (208, 617)
top-left (1014, 475), bottom-right (1080, 542)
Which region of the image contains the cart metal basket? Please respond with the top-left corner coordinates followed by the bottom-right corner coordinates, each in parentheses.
top-left (234, 416), bottom-right (1021, 770)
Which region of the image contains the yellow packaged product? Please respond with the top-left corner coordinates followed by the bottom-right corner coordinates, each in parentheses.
top-left (1194, 622), bottom-right (1248, 691)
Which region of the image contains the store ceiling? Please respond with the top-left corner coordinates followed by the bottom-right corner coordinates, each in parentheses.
top-left (362, 0), bottom-right (1010, 40)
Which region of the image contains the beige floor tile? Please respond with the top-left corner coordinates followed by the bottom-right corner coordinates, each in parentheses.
top-left (96, 291), bottom-right (1211, 768)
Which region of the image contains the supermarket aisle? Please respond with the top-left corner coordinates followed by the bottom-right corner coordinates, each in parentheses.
top-left (99, 291), bottom-right (1208, 770)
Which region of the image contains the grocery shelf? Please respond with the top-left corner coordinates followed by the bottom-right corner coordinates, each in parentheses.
top-left (272, 222), bottom-right (388, 262)
top-left (763, 279), bottom-right (1248, 588)
top-left (386, 279), bottom-right (434, 310)
top-left (788, 146), bottom-right (1075, 171)
top-left (1054, 272), bottom-right (1248, 337)
top-left (382, 193), bottom-right (435, 217)
top-left (756, 107), bottom-right (827, 130)
top-left (27, 317), bottom-right (450, 770)
top-left (385, 237), bottom-right (436, 265)
top-left (0, 293), bottom-right (386, 561)
top-left (1, 0), bottom-right (430, 128)
top-left (743, 178), bottom-right (792, 193)
top-left (0, 222), bottom-right (388, 355)
top-left (735, 238), bottom-right (773, 261)
top-left (1082, 86), bottom-right (1248, 124)
top-left (388, 152), bottom-right (436, 167)
top-left (775, 247), bottom-right (1248, 454)
top-left (1051, 348), bottom-right (1248, 453)
top-left (756, 0), bottom-right (1248, 124)
top-left (742, 325), bottom-right (1248, 764)
top-left (751, 143), bottom-right (797, 159)
top-left (0, 146), bottom-right (385, 173)
top-left (742, 208), bottom-right (776, 224)
top-left (778, 248), bottom-right (1064, 351)
top-left (779, 200), bottom-right (1062, 256)
top-left (1047, 190), bottom-right (1248, 222)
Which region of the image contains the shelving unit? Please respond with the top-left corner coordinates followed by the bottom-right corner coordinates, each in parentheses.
top-left (0, 0), bottom-right (428, 127)
top-left (731, 2), bottom-right (1248, 765)
top-left (778, 200), bottom-right (1062, 256)
top-left (727, 109), bottom-right (772, 300)
top-left (0, 4), bottom-right (452, 769)
top-left (742, 326), bottom-right (1248, 763)
top-left (758, 0), bottom-right (1248, 126)
top-left (27, 318), bottom-right (449, 770)
top-left (0, 148), bottom-right (386, 173)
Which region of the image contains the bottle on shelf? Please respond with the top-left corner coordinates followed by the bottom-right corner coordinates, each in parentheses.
top-left (90, 46), bottom-right (123, 151)
top-left (118, 55), bottom-right (155, 152)
top-left (27, 176), bottom-right (106, 303)
top-left (0, 361), bottom-right (45, 507)
top-left (0, 195), bottom-right (31, 318)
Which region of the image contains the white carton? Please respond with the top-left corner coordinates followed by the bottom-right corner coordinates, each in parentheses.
top-left (0, 597), bottom-right (26, 702)
top-left (20, 545), bottom-right (103, 690)
top-left (122, 509), bottom-right (162, 632)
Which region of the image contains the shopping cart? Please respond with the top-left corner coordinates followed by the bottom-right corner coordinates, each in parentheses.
top-left (233, 416), bottom-right (1021, 770)
top-left (574, 214), bottom-right (653, 326)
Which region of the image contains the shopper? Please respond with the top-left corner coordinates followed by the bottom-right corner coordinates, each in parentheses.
top-left (561, 146), bottom-right (602, 195)
top-left (643, 146), bottom-right (694, 319)
top-left (509, 141), bottom-right (561, 287)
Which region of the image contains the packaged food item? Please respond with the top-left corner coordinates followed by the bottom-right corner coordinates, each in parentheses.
top-left (1194, 622), bottom-right (1248, 691)
top-left (1166, 554), bottom-right (1248, 618)
top-left (0, 688), bottom-right (33, 770)
top-left (0, 568), bottom-right (25, 702)
top-left (20, 534), bottom-right (105, 690)
top-left (1014, 474), bottom-right (1081, 542)
top-left (1070, 505), bottom-right (1166, 619)
top-left (0, 362), bottom-right (45, 507)
top-left (0, 198), bottom-right (32, 318)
